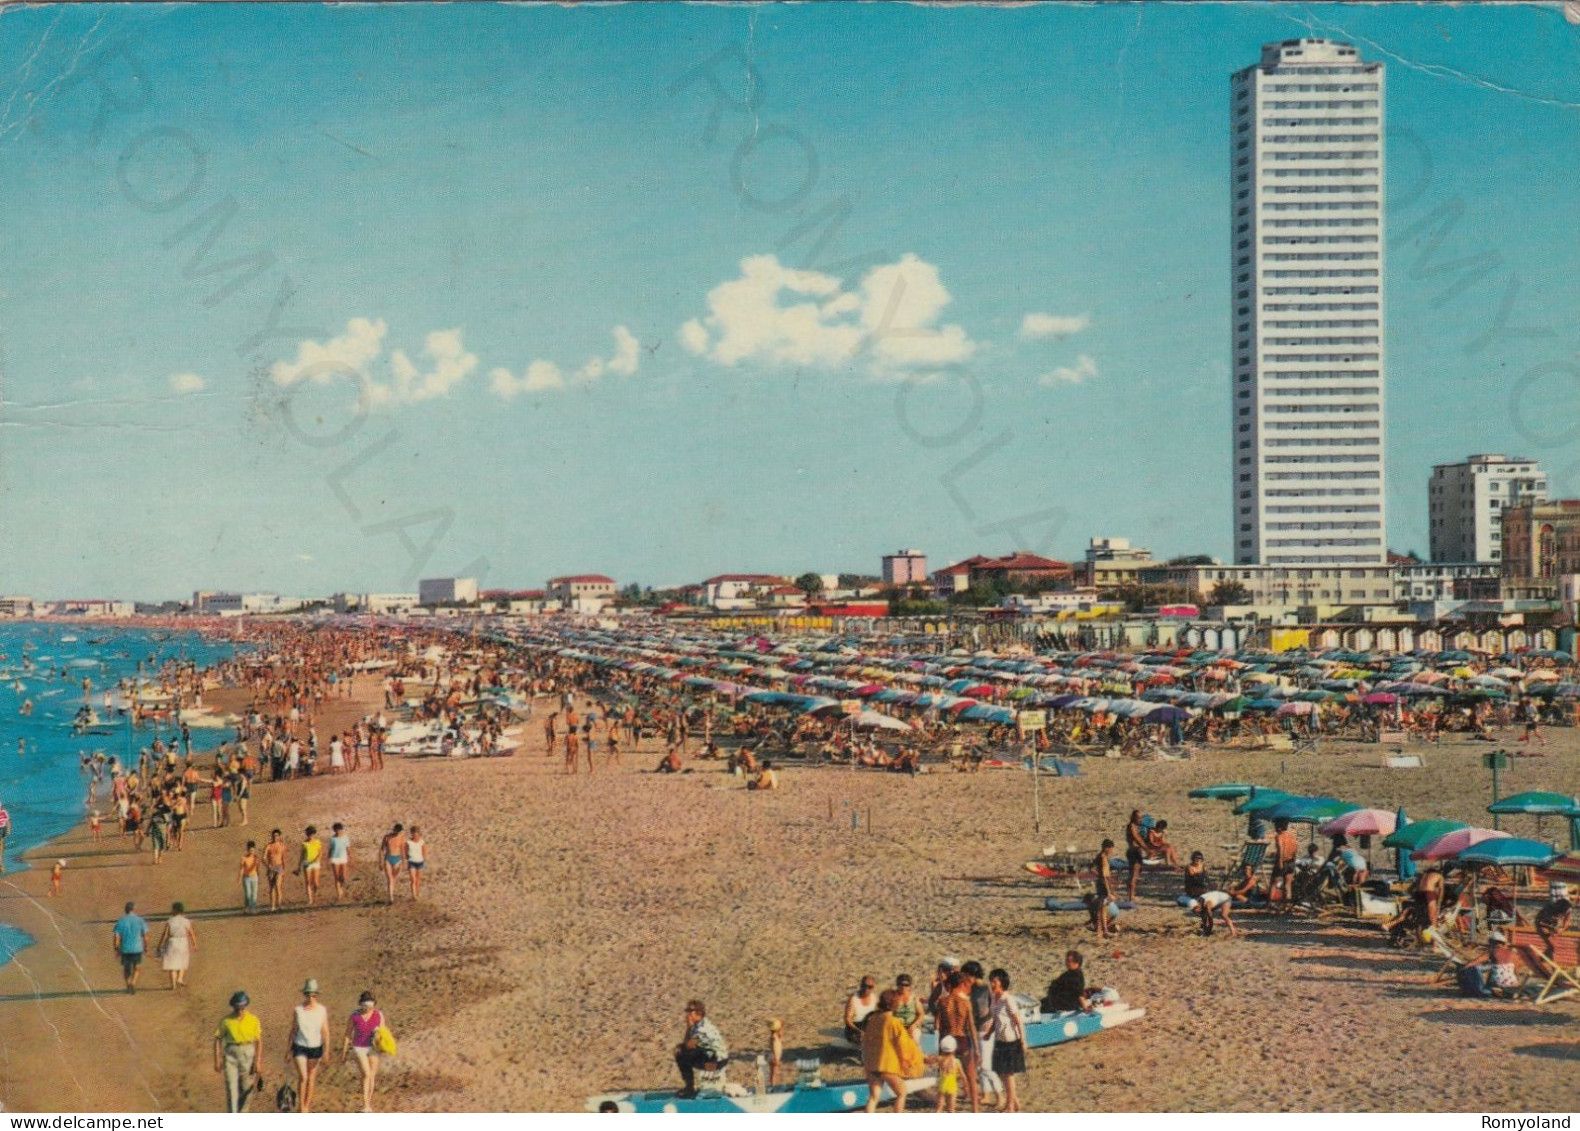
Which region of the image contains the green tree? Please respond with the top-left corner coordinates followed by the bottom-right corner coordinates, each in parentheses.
top-left (1208, 580), bottom-right (1252, 606)
top-left (794, 572), bottom-right (825, 599)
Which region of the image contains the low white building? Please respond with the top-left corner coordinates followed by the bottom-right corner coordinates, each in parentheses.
top-left (545, 574), bottom-right (616, 609)
top-left (0, 596), bottom-right (34, 618)
top-left (701, 574), bottom-right (786, 608)
top-left (334, 592), bottom-right (420, 615)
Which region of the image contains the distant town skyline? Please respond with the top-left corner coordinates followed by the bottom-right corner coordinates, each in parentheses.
top-left (2, 4), bottom-right (1577, 600)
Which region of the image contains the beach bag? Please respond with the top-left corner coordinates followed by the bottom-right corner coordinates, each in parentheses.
top-left (374, 1024), bottom-right (397, 1057)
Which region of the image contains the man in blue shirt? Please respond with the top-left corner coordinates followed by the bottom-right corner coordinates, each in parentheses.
top-left (113, 900), bottom-right (149, 994)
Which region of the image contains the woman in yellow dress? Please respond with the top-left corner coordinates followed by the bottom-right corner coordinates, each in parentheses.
top-left (860, 990), bottom-right (926, 1113)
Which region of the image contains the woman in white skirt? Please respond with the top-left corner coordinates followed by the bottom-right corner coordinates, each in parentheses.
top-left (158, 901), bottom-right (197, 990)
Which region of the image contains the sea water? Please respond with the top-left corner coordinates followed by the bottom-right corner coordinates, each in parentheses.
top-left (0, 623), bottom-right (238, 963)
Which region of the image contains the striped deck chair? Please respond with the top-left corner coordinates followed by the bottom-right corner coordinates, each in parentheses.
top-left (1511, 927), bottom-right (1580, 1005)
top-left (1222, 840), bottom-right (1268, 886)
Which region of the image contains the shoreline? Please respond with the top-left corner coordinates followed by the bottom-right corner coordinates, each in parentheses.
top-left (0, 673), bottom-right (394, 1113)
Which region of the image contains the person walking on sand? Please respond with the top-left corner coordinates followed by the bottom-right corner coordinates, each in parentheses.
top-left (861, 989), bottom-right (925, 1113)
top-left (50, 858), bottom-right (64, 896)
top-left (1124, 810), bottom-right (1147, 902)
top-left (1093, 840), bottom-right (1118, 941)
top-left (986, 969), bottom-right (1027, 1112)
top-left (404, 826), bottom-right (428, 900)
top-left (214, 991), bottom-right (262, 1113)
top-left (239, 841), bottom-right (261, 913)
top-left (264, 829), bottom-right (288, 911)
top-left (341, 991), bottom-right (391, 1112)
top-left (157, 901), bottom-right (197, 990)
top-left (378, 824), bottom-right (407, 904)
top-left (296, 826), bottom-right (323, 906)
top-left (288, 979), bottom-right (329, 1112)
top-left (328, 823), bottom-right (352, 902)
top-left (113, 901), bottom-right (149, 994)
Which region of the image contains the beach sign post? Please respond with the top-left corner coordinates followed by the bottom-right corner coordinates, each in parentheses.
top-left (1482, 750), bottom-right (1509, 830)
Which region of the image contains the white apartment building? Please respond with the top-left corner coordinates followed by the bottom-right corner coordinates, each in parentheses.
top-left (1231, 39), bottom-right (1387, 566)
top-left (1428, 454), bottom-right (1547, 564)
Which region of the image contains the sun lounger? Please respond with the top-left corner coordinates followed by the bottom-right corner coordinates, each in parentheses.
top-left (1510, 927), bottom-right (1580, 1005)
top-left (1426, 927), bottom-right (1478, 984)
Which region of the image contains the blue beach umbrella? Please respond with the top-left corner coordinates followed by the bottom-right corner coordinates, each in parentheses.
top-left (1455, 838), bottom-right (1561, 869)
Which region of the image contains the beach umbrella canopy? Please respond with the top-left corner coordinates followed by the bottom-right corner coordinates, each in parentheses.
top-left (1318, 808), bottom-right (1399, 838)
top-left (1235, 789), bottom-right (1300, 816)
top-left (853, 710), bottom-right (913, 732)
top-left (1486, 791), bottom-right (1580, 816)
top-left (1261, 796), bottom-right (1361, 824)
top-left (1455, 838), bottom-right (1562, 869)
top-left (1361, 691), bottom-right (1398, 705)
top-left (1275, 701), bottom-right (1314, 717)
top-left (1187, 782), bottom-right (1257, 800)
top-left (1412, 827), bottom-right (1511, 862)
top-left (1382, 819), bottom-right (1469, 851)
top-left (1147, 706), bottom-right (1190, 724)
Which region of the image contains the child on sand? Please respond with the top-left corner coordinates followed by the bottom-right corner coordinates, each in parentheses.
top-left (297, 826), bottom-right (323, 906)
top-left (933, 1036), bottom-right (960, 1113)
top-left (50, 859), bottom-right (64, 897)
top-left (767, 1019), bottom-right (783, 1086)
top-left (90, 810), bottom-right (102, 842)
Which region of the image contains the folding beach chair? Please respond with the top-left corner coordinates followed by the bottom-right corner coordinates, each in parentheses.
top-left (1221, 840), bottom-right (1268, 887)
top-left (1427, 927), bottom-right (1477, 985)
top-left (1290, 732), bottom-right (1320, 756)
top-left (1511, 928), bottom-right (1580, 1005)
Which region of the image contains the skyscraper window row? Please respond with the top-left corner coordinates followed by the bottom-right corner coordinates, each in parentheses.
top-left (1266, 486), bottom-right (1382, 494)
top-left (1263, 235), bottom-right (1379, 245)
top-left (1264, 456), bottom-right (1380, 466)
top-left (1268, 505), bottom-right (1382, 514)
top-left (1263, 133), bottom-right (1378, 144)
top-left (1266, 168), bottom-right (1379, 178)
top-left (1264, 353), bottom-right (1380, 363)
top-left (1265, 386), bottom-right (1379, 398)
top-left (1263, 300), bottom-right (1378, 309)
top-left (1266, 189), bottom-right (1378, 199)
top-left (1264, 99), bottom-right (1380, 109)
top-left (1263, 81), bottom-right (1380, 91)
top-left (1265, 402), bottom-right (1381, 413)
top-left (1266, 150), bottom-right (1378, 161)
top-left (1266, 438), bottom-right (1379, 448)
top-left (1265, 250), bottom-right (1377, 261)
top-left (1261, 369), bottom-right (1380, 379)
top-left (1266, 270), bottom-right (1379, 279)
top-left (1264, 285), bottom-right (1378, 295)
top-left (1265, 217), bottom-right (1378, 228)
top-left (1265, 318), bottom-right (1379, 328)
top-left (1263, 117), bottom-right (1379, 127)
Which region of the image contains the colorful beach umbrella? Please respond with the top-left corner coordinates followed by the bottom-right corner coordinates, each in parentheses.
top-left (1455, 838), bottom-right (1561, 869)
top-left (1261, 797), bottom-right (1361, 824)
top-left (1318, 808), bottom-right (1398, 838)
top-left (1383, 818), bottom-right (1469, 851)
top-left (1187, 783), bottom-right (1256, 800)
top-left (1234, 789), bottom-right (1299, 816)
top-left (1411, 827), bottom-right (1511, 862)
top-left (1486, 791), bottom-right (1580, 816)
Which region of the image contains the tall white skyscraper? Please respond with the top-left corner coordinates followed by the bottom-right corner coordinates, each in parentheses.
top-left (1231, 39), bottom-right (1386, 566)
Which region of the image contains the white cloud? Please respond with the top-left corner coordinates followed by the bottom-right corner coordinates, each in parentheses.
top-left (168, 372), bottom-right (207, 394)
top-left (489, 326), bottom-right (642, 400)
top-left (1039, 354), bottom-right (1099, 386)
top-left (1020, 312), bottom-right (1090, 340)
top-left (270, 317), bottom-right (388, 388)
top-left (370, 327), bottom-right (478, 406)
top-left (679, 253), bottom-right (977, 378)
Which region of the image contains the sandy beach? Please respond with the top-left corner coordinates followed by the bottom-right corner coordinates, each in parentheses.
top-left (0, 656), bottom-right (1575, 1113)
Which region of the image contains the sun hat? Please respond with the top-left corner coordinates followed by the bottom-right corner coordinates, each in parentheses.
top-left (302, 978), bottom-right (320, 994)
top-left (939, 1036), bottom-right (958, 1054)
top-left (358, 991), bottom-right (376, 1005)
top-left (768, 1018), bottom-right (783, 1032)
top-left (939, 955), bottom-right (961, 970)
top-left (230, 991), bottom-right (250, 1007)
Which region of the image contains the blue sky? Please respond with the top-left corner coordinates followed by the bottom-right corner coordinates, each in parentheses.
top-left (1, 3), bottom-right (1577, 599)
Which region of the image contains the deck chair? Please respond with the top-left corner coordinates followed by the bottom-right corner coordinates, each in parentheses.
top-left (1221, 840), bottom-right (1268, 886)
top-left (1511, 928), bottom-right (1580, 1005)
top-left (1426, 927), bottom-right (1478, 984)
top-left (1290, 733), bottom-right (1320, 756)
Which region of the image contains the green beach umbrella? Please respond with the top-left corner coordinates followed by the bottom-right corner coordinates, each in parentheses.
top-left (1260, 796), bottom-right (1361, 824)
top-left (1234, 790), bottom-right (1300, 816)
top-left (1187, 783), bottom-right (1257, 801)
top-left (1382, 818), bottom-right (1469, 851)
top-left (1486, 791), bottom-right (1580, 815)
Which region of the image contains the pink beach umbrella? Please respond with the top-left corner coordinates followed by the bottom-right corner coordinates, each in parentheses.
top-left (1410, 826), bottom-right (1511, 862)
top-left (1318, 808), bottom-right (1398, 839)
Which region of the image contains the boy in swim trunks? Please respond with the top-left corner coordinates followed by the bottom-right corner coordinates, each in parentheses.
top-left (328, 823), bottom-right (352, 902)
top-left (265, 829), bottom-right (288, 911)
